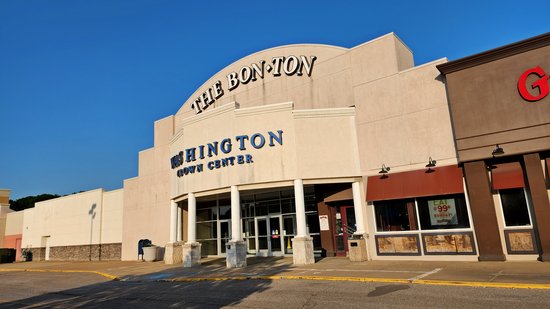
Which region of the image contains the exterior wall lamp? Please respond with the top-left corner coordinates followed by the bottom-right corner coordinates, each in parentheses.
top-left (379, 164), bottom-right (390, 174)
top-left (379, 164), bottom-right (390, 178)
top-left (492, 144), bottom-right (505, 157)
top-left (378, 164), bottom-right (390, 178)
top-left (425, 157), bottom-right (437, 173)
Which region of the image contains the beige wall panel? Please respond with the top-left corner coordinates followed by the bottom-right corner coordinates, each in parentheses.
top-left (21, 208), bottom-right (35, 248)
top-left (122, 171), bottom-right (171, 260)
top-left (21, 190), bottom-right (109, 248)
top-left (138, 148), bottom-right (155, 176)
top-left (403, 106), bottom-right (457, 165)
top-left (354, 74), bottom-right (403, 125)
top-left (294, 115), bottom-right (360, 179)
top-left (394, 35), bottom-right (414, 72)
top-left (358, 117), bottom-right (410, 173)
top-left (101, 189), bottom-right (123, 244)
top-left (5, 211), bottom-right (24, 235)
top-left (400, 60), bottom-right (448, 114)
top-left (154, 115), bottom-right (175, 147)
top-left (354, 59), bottom-right (456, 175)
top-left (0, 189), bottom-right (10, 204)
top-left (349, 34), bottom-right (399, 86)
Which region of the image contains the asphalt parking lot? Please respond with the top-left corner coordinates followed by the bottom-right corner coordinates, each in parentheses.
top-left (2, 270), bottom-right (550, 308)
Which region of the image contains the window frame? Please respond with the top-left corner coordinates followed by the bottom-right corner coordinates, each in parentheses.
top-left (372, 192), bottom-right (474, 235)
top-left (497, 188), bottom-right (533, 229)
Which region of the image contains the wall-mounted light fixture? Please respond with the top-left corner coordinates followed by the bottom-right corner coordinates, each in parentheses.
top-left (425, 157), bottom-right (437, 173)
top-left (492, 144), bottom-right (504, 157)
top-left (379, 164), bottom-right (390, 179)
top-left (379, 164), bottom-right (390, 174)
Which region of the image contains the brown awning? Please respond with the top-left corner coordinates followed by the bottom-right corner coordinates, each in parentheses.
top-left (491, 162), bottom-right (525, 190)
top-left (366, 165), bottom-right (464, 202)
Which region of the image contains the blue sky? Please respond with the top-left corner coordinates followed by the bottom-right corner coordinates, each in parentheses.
top-left (1, 0), bottom-right (548, 199)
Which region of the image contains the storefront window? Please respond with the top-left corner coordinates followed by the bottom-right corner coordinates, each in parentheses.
top-left (374, 199), bottom-right (417, 232)
top-left (500, 188), bottom-right (531, 226)
top-left (195, 186), bottom-right (320, 257)
top-left (196, 222), bottom-right (217, 239)
top-left (417, 194), bottom-right (470, 230)
top-left (219, 205), bottom-right (231, 220)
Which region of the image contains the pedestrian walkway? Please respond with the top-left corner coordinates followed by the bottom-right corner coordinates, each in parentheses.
top-left (2, 257), bottom-right (550, 289)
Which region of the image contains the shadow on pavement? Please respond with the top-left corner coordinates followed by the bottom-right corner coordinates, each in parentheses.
top-left (1, 256), bottom-right (295, 308)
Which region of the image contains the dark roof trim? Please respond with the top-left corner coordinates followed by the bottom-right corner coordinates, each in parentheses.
top-left (437, 32), bottom-right (550, 75)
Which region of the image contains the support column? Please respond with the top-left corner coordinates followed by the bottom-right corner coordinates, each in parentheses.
top-left (231, 185), bottom-right (242, 242)
top-left (188, 192), bottom-right (196, 243)
top-left (165, 200), bottom-right (183, 265)
top-left (463, 161), bottom-right (506, 261)
top-left (177, 206), bottom-right (183, 242)
top-left (227, 185), bottom-right (246, 268)
top-left (352, 182), bottom-right (366, 236)
top-left (182, 192), bottom-right (201, 267)
top-left (292, 179), bottom-right (315, 265)
top-left (349, 181), bottom-right (368, 261)
top-left (170, 200), bottom-right (177, 243)
top-left (523, 153), bottom-right (550, 261)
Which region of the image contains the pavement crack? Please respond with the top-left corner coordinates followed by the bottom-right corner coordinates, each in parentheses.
top-left (489, 270), bottom-right (504, 282)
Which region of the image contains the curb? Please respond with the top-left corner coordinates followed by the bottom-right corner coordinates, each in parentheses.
top-left (162, 275), bottom-right (550, 290)
top-left (3, 269), bottom-right (550, 290)
top-left (0, 268), bottom-right (120, 281)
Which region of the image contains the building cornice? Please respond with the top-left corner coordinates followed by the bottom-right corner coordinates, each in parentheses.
top-left (292, 107), bottom-right (355, 119)
top-left (234, 102), bottom-right (294, 117)
top-left (437, 32), bottom-right (550, 75)
top-left (180, 102), bottom-right (239, 127)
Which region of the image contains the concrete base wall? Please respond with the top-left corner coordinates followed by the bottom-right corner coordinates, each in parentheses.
top-left (226, 240), bottom-right (247, 268)
top-left (164, 241), bottom-right (184, 264)
top-left (348, 238), bottom-right (368, 262)
top-left (28, 243), bottom-right (121, 261)
top-left (292, 236), bottom-right (315, 265)
top-left (182, 242), bottom-right (201, 267)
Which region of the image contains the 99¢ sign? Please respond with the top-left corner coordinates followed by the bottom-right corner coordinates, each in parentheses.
top-left (428, 199), bottom-right (458, 226)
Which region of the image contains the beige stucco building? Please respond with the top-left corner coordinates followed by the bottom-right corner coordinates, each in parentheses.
top-left (19, 189), bottom-right (123, 261)
top-left (4, 32), bottom-right (550, 264)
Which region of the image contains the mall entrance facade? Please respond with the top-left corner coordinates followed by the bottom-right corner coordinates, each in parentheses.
top-left (177, 183), bottom-right (365, 260)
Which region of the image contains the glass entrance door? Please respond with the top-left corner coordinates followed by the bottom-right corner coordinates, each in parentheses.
top-left (219, 220), bottom-right (231, 256)
top-left (270, 216), bottom-right (283, 256)
top-left (256, 217), bottom-right (269, 256)
top-left (255, 215), bottom-right (284, 256)
top-left (333, 205), bottom-right (356, 256)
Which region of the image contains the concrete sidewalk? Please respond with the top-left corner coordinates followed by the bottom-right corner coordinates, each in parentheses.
top-left (2, 257), bottom-right (550, 289)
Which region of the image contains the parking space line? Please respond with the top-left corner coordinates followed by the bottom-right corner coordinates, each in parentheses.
top-left (0, 268), bottom-right (120, 281)
top-left (408, 268), bottom-right (443, 281)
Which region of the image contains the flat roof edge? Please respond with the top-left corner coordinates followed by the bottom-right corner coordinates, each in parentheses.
top-left (437, 32), bottom-right (550, 75)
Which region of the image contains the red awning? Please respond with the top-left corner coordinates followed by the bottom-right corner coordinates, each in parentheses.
top-left (491, 162), bottom-right (525, 190)
top-left (366, 165), bottom-right (464, 202)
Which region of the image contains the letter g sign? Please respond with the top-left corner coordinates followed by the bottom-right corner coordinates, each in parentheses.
top-left (518, 66), bottom-right (549, 102)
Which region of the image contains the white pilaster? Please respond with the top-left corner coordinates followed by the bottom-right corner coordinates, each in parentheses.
top-left (352, 181), bottom-right (366, 235)
top-left (170, 200), bottom-right (177, 243)
top-left (231, 185), bottom-right (242, 241)
top-left (294, 179), bottom-right (308, 237)
top-left (177, 206), bottom-right (183, 242)
top-left (187, 192), bottom-right (196, 244)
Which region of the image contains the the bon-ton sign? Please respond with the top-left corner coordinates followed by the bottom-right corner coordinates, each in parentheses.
top-left (170, 130), bottom-right (283, 177)
top-left (190, 56), bottom-right (317, 114)
top-left (518, 66), bottom-right (549, 101)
